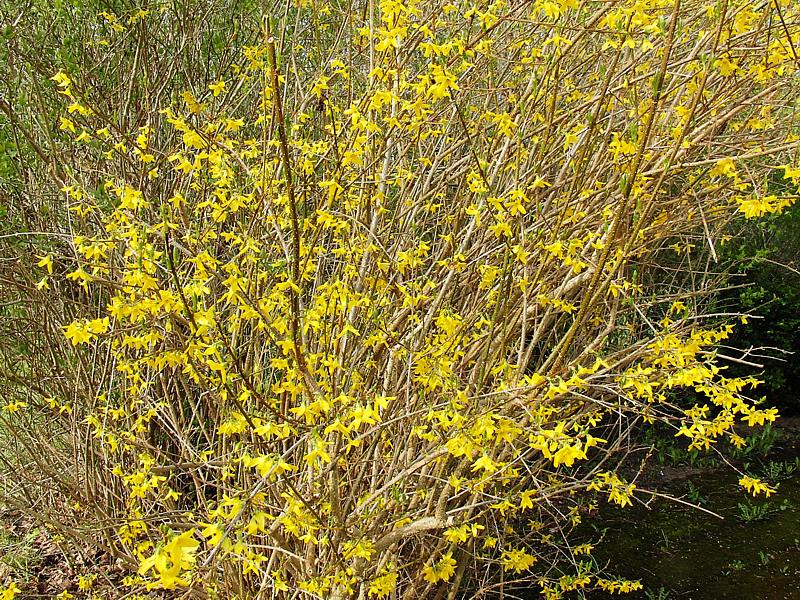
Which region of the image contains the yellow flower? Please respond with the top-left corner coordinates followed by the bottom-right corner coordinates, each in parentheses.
top-left (368, 570), bottom-right (398, 598)
top-left (551, 444), bottom-right (586, 468)
top-left (423, 552), bottom-right (457, 583)
top-left (500, 548), bottom-right (537, 573)
top-left (64, 321), bottom-right (94, 345)
top-left (50, 71), bottom-right (71, 88)
top-left (181, 90), bottom-right (204, 113)
top-left (209, 80), bottom-right (226, 97)
top-left (471, 454), bottom-right (497, 473)
top-left (59, 116), bottom-right (76, 133)
top-left (138, 529), bottom-right (200, 589)
top-left (36, 254), bottom-right (54, 274)
top-left (77, 574), bottom-right (96, 591)
top-left (739, 475), bottom-right (777, 498)
top-left (0, 583), bottom-right (20, 600)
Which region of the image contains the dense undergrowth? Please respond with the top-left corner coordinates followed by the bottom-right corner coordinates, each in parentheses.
top-left (1, 0), bottom-right (799, 598)
top-left (717, 196), bottom-right (800, 415)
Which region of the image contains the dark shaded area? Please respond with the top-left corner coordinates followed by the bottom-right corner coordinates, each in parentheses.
top-left (583, 422), bottom-right (800, 600)
top-left (718, 174), bottom-right (800, 416)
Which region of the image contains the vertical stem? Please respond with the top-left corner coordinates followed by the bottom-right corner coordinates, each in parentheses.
top-left (265, 29), bottom-right (319, 397)
top-left (546, 0), bottom-right (682, 374)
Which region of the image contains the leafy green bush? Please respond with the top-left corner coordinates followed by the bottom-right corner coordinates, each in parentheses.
top-left (719, 193), bottom-right (800, 413)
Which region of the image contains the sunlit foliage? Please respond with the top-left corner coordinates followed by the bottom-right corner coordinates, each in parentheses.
top-left (1, 0), bottom-right (799, 597)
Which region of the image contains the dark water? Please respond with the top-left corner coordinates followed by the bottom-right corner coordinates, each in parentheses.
top-left (589, 470), bottom-right (800, 600)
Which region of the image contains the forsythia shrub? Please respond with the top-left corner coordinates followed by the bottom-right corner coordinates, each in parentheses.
top-left (1, 0), bottom-right (799, 597)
